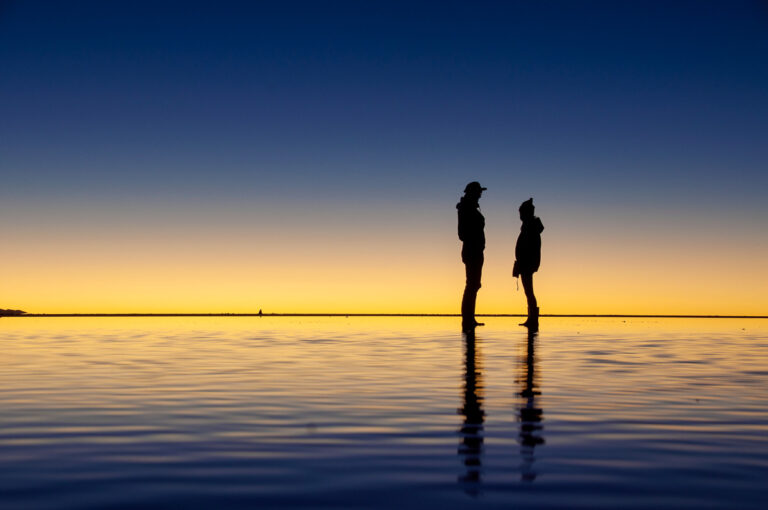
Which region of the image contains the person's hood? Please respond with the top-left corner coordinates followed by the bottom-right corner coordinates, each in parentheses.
top-left (524, 216), bottom-right (544, 233)
top-left (457, 196), bottom-right (478, 210)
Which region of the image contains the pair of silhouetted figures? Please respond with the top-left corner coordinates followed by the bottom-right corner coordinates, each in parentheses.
top-left (458, 182), bottom-right (544, 332)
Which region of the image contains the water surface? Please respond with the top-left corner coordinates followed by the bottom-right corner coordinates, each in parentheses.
top-left (1, 317), bottom-right (767, 508)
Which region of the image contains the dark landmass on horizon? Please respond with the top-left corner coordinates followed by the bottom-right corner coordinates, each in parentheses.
top-left (6, 313), bottom-right (767, 319)
top-left (0, 309), bottom-right (26, 316)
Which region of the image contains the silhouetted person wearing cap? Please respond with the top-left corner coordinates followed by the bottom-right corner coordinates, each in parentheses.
top-left (513, 198), bottom-right (544, 329)
top-left (458, 182), bottom-right (486, 331)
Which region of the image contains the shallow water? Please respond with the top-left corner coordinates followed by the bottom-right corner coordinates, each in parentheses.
top-left (1, 317), bottom-right (767, 509)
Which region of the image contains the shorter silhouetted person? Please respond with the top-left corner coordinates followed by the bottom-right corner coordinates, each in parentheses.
top-left (457, 182), bottom-right (486, 331)
top-left (513, 198), bottom-right (543, 329)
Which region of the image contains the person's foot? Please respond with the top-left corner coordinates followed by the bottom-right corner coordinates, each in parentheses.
top-left (463, 319), bottom-right (484, 329)
top-left (462, 319), bottom-right (484, 332)
top-left (520, 307), bottom-right (539, 328)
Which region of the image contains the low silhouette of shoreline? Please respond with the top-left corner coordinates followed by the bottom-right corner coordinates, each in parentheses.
top-left (0, 309), bottom-right (26, 317)
top-left (7, 313), bottom-right (767, 319)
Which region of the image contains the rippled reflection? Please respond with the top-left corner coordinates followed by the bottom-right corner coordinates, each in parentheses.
top-left (1, 317), bottom-right (767, 509)
top-left (457, 330), bottom-right (485, 495)
top-left (516, 329), bottom-right (545, 482)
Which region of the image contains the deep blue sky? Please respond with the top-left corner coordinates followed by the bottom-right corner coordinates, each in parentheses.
top-left (3, 1), bottom-right (767, 207)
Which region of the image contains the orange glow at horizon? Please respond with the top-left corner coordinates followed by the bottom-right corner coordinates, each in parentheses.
top-left (3, 209), bottom-right (767, 316)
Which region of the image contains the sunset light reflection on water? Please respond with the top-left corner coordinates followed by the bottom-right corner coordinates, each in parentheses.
top-left (1, 317), bottom-right (767, 508)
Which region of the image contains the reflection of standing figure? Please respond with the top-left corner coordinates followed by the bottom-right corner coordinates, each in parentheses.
top-left (513, 198), bottom-right (544, 330)
top-left (458, 329), bottom-right (485, 495)
top-left (457, 182), bottom-right (486, 331)
top-left (517, 329), bottom-right (544, 482)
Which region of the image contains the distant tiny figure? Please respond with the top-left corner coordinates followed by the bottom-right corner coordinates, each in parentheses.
top-left (457, 181), bottom-right (487, 331)
top-left (513, 198), bottom-right (544, 329)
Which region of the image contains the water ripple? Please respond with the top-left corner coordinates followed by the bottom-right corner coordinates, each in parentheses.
top-left (1, 317), bottom-right (767, 508)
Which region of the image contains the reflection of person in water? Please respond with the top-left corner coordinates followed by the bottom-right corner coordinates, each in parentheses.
top-left (457, 181), bottom-right (487, 331)
top-left (513, 198), bottom-right (544, 330)
top-left (458, 329), bottom-right (485, 495)
top-left (517, 329), bottom-right (544, 482)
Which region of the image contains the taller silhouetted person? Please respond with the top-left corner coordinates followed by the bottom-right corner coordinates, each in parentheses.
top-left (513, 198), bottom-right (544, 329)
top-left (457, 182), bottom-right (486, 331)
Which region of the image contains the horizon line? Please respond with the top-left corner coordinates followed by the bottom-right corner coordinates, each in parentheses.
top-left (5, 313), bottom-right (767, 319)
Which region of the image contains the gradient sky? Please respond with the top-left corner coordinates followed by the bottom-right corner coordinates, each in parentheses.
top-left (2, 1), bottom-right (767, 314)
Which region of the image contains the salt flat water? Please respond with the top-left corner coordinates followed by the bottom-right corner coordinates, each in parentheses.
top-left (1, 317), bottom-right (767, 509)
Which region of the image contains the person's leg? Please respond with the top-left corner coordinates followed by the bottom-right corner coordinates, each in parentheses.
top-left (520, 272), bottom-right (539, 328)
top-left (521, 273), bottom-right (537, 309)
top-left (462, 252), bottom-right (483, 327)
top-left (461, 274), bottom-right (473, 321)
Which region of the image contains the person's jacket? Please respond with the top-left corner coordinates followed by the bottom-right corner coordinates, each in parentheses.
top-left (515, 216), bottom-right (544, 273)
top-left (457, 197), bottom-right (485, 250)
